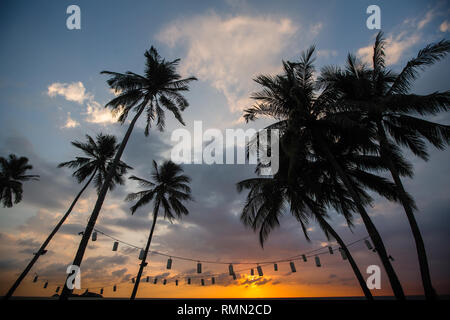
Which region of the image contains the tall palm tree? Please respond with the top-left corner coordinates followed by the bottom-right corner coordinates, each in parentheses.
top-left (243, 48), bottom-right (406, 299)
top-left (126, 160), bottom-right (192, 300)
top-left (0, 154), bottom-right (39, 208)
top-left (4, 134), bottom-right (130, 299)
top-left (238, 142), bottom-right (402, 299)
top-left (318, 32), bottom-right (450, 299)
top-left (59, 47), bottom-right (196, 299)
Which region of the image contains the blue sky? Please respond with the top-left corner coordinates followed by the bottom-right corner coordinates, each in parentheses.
top-left (0, 0), bottom-right (449, 297)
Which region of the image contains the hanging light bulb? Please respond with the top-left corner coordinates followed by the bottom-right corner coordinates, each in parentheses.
top-left (44, 281), bottom-right (48, 289)
top-left (232, 273), bottom-right (237, 280)
top-left (112, 241), bottom-right (119, 251)
top-left (250, 268), bottom-right (254, 276)
top-left (55, 286), bottom-right (60, 293)
top-left (139, 249), bottom-right (145, 260)
top-left (201, 279), bottom-right (205, 286)
top-left (33, 275), bottom-right (38, 283)
top-left (132, 278), bottom-right (135, 284)
top-left (153, 278), bottom-right (158, 284)
top-left (339, 248), bottom-right (347, 260)
top-left (146, 276), bottom-right (150, 283)
top-left (302, 254), bottom-right (307, 262)
top-left (315, 256), bottom-right (321, 267)
top-left (176, 280), bottom-right (178, 286)
top-left (197, 262), bottom-right (202, 274)
top-left (365, 240), bottom-right (373, 250)
top-left (92, 232), bottom-right (97, 241)
top-left (100, 288), bottom-right (104, 295)
top-left (274, 263), bottom-right (278, 271)
top-left (187, 278), bottom-right (191, 285)
top-left (290, 261), bottom-right (296, 273)
top-left (228, 264), bottom-right (234, 275)
top-left (163, 279), bottom-right (167, 285)
top-left (211, 277), bottom-right (215, 285)
top-left (167, 258), bottom-right (172, 269)
top-left (113, 285), bottom-right (117, 292)
top-left (257, 265), bottom-right (263, 276)
top-left (328, 246), bottom-right (333, 254)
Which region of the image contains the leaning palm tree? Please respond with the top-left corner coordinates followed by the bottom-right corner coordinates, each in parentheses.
top-left (0, 154), bottom-right (39, 208)
top-left (4, 134), bottom-right (130, 299)
top-left (126, 160), bottom-right (192, 300)
top-left (59, 47), bottom-right (196, 299)
top-left (318, 32), bottom-right (450, 299)
top-left (243, 48), bottom-right (406, 299)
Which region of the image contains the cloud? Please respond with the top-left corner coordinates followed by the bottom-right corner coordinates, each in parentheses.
top-left (357, 32), bottom-right (420, 66)
top-left (417, 9), bottom-right (435, 30)
top-left (440, 20), bottom-right (449, 32)
top-left (47, 81), bottom-right (91, 104)
top-left (356, 7), bottom-right (444, 67)
top-left (61, 112), bottom-right (80, 129)
top-left (85, 100), bottom-right (118, 124)
top-left (317, 49), bottom-right (338, 59)
top-left (310, 22), bottom-right (323, 37)
top-left (47, 81), bottom-right (119, 125)
top-left (157, 13), bottom-right (299, 113)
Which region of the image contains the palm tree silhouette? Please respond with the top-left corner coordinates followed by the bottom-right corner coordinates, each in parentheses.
top-left (126, 160), bottom-right (192, 300)
top-left (4, 134), bottom-right (130, 299)
top-left (237, 143), bottom-right (403, 299)
top-left (243, 48), bottom-right (406, 299)
top-left (0, 154), bottom-right (39, 208)
top-left (318, 32), bottom-right (450, 299)
top-left (59, 47), bottom-right (196, 299)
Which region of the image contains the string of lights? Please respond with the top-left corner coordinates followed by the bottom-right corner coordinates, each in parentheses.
top-left (30, 229), bottom-right (375, 294)
top-left (92, 227), bottom-right (370, 265)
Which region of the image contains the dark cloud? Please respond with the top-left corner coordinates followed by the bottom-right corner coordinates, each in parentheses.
top-left (17, 238), bottom-right (41, 248)
top-left (111, 267), bottom-right (127, 278)
top-left (0, 259), bottom-right (21, 271)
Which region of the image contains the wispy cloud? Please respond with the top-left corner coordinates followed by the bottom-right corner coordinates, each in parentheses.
top-left (440, 20), bottom-right (449, 32)
top-left (356, 5), bottom-right (445, 67)
top-left (157, 13), bottom-right (300, 114)
top-left (61, 112), bottom-right (79, 129)
top-left (417, 9), bottom-right (435, 30)
top-left (357, 32), bottom-right (420, 66)
top-left (317, 49), bottom-right (338, 59)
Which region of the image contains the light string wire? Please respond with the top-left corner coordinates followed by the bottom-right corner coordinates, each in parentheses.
top-left (93, 227), bottom-right (369, 265)
top-left (31, 228), bottom-right (371, 292)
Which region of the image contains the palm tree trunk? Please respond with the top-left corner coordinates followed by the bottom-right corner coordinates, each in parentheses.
top-left (59, 105), bottom-right (146, 300)
top-left (130, 209), bottom-right (159, 300)
top-left (377, 122), bottom-right (437, 300)
top-left (3, 168), bottom-right (97, 300)
top-left (314, 131), bottom-right (405, 299)
top-left (316, 215), bottom-right (373, 300)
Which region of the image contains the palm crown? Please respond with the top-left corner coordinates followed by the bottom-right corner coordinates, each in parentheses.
top-left (318, 32), bottom-right (450, 161)
top-left (126, 160), bottom-right (192, 221)
top-left (101, 46), bottom-right (197, 135)
top-left (0, 154), bottom-right (39, 207)
top-left (58, 133), bottom-right (131, 192)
